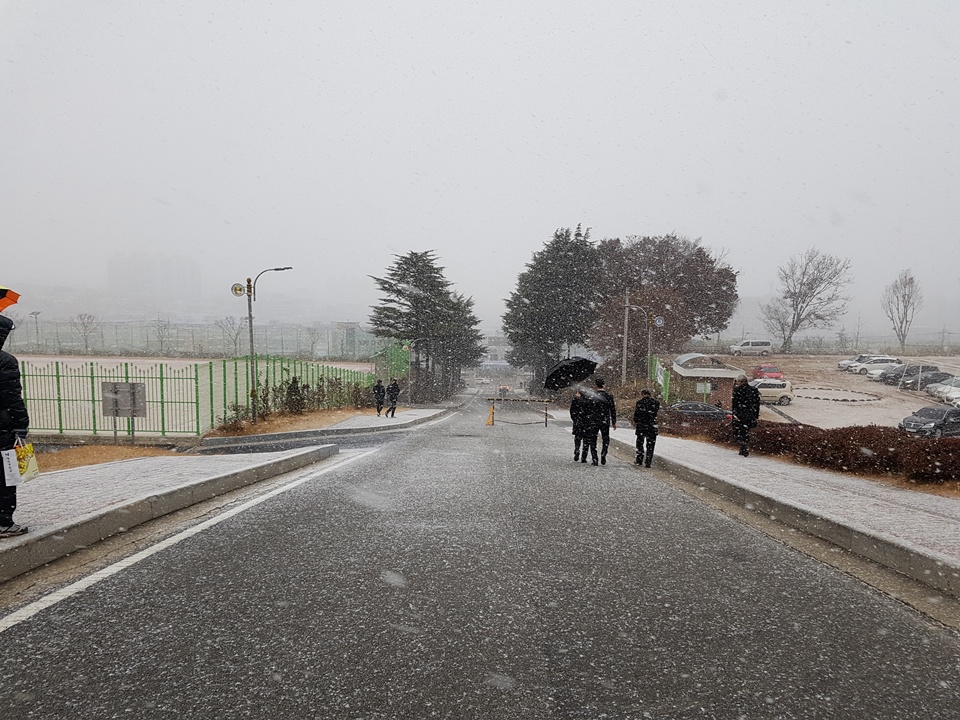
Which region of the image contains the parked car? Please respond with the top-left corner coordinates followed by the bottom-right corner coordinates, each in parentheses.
top-left (898, 405), bottom-right (960, 438)
top-left (666, 401), bottom-right (733, 421)
top-left (901, 371), bottom-right (954, 392)
top-left (846, 356), bottom-right (901, 375)
top-left (927, 376), bottom-right (960, 398)
top-left (883, 364), bottom-right (939, 385)
top-left (729, 340), bottom-right (774, 356)
top-left (866, 367), bottom-right (889, 382)
top-left (749, 378), bottom-right (794, 405)
top-left (751, 364), bottom-right (783, 379)
top-left (838, 353), bottom-right (877, 370)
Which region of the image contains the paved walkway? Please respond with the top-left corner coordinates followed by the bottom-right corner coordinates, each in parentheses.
top-left (1, 405), bottom-right (959, 603)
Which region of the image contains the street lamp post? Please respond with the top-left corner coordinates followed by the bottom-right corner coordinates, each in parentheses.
top-left (233, 266), bottom-right (292, 423)
top-left (621, 291), bottom-right (659, 385)
top-left (29, 311), bottom-right (41, 350)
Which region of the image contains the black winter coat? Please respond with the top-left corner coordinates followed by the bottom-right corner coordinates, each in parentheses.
top-left (570, 393), bottom-right (603, 437)
top-left (385, 382), bottom-right (401, 403)
top-left (633, 396), bottom-right (660, 432)
top-left (732, 383), bottom-right (761, 428)
top-left (0, 317), bottom-right (29, 451)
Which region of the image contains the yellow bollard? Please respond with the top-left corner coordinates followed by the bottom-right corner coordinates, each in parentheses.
top-left (486, 403), bottom-right (495, 425)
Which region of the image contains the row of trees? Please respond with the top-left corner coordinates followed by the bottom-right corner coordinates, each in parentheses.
top-left (759, 248), bottom-right (925, 353)
top-left (368, 251), bottom-right (486, 402)
top-left (503, 227), bottom-right (740, 387)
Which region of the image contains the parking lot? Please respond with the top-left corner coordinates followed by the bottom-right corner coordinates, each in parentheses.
top-left (751, 355), bottom-right (960, 430)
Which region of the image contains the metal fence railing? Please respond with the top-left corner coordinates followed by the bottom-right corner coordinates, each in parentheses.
top-left (20, 356), bottom-right (374, 438)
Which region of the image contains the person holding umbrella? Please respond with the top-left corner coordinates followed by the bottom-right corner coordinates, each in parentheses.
top-left (570, 386), bottom-right (602, 466)
top-left (0, 314), bottom-right (29, 536)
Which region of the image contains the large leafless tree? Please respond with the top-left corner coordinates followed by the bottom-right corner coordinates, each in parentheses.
top-left (70, 313), bottom-right (101, 354)
top-left (760, 249), bottom-right (853, 352)
top-left (881, 269), bottom-right (924, 352)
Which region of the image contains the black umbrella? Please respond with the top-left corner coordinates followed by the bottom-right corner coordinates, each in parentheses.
top-left (543, 356), bottom-right (598, 391)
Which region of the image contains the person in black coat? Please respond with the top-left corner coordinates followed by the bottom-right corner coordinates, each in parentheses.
top-left (0, 315), bottom-right (29, 536)
top-left (731, 375), bottom-right (761, 456)
top-left (384, 378), bottom-right (401, 418)
top-left (632, 389), bottom-right (660, 467)
top-left (593, 378), bottom-right (617, 465)
top-left (372, 379), bottom-right (386, 416)
top-left (570, 388), bottom-right (602, 466)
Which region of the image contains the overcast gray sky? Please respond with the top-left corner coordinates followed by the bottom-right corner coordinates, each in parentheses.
top-left (1, 1), bottom-right (957, 340)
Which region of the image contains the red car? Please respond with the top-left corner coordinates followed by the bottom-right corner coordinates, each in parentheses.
top-left (752, 364), bottom-right (783, 379)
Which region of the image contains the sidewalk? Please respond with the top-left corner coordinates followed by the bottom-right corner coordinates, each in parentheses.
top-left (606, 428), bottom-right (960, 597)
top-left (2, 407), bottom-right (959, 602)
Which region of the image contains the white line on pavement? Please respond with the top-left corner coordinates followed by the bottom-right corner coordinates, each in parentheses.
top-left (0, 449), bottom-right (377, 635)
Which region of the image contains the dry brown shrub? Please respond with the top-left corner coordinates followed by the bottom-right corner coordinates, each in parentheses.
top-left (661, 418), bottom-right (960, 483)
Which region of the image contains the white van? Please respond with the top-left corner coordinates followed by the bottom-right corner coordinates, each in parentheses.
top-left (729, 340), bottom-right (774, 356)
top-left (749, 379), bottom-right (793, 405)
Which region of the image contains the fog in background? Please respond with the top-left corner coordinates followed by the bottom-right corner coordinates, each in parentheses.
top-left (1, 1), bottom-right (957, 345)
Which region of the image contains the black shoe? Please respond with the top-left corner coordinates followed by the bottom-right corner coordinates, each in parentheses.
top-left (581, 458), bottom-right (587, 463)
top-left (600, 456), bottom-right (606, 465)
top-left (591, 460), bottom-right (599, 466)
top-left (635, 458), bottom-right (643, 465)
top-left (0, 523), bottom-right (28, 537)
top-left (645, 462), bottom-right (651, 468)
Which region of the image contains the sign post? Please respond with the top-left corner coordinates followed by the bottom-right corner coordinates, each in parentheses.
top-left (102, 382), bottom-right (147, 444)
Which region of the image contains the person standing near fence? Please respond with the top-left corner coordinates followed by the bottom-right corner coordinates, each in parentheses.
top-left (632, 389), bottom-right (660, 467)
top-left (384, 378), bottom-right (400, 418)
top-left (0, 315), bottom-right (29, 537)
top-left (372, 379), bottom-right (386, 416)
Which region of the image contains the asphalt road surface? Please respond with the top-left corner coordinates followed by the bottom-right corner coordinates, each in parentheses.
top-left (1, 397), bottom-right (958, 718)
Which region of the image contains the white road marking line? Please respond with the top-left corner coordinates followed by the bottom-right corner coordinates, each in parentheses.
top-left (0, 450), bottom-right (377, 634)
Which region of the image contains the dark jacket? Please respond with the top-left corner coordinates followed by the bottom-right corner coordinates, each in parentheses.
top-left (0, 316), bottom-right (29, 451)
top-left (633, 396), bottom-right (660, 433)
top-left (570, 393), bottom-right (602, 437)
top-left (596, 389), bottom-right (617, 428)
top-left (732, 382), bottom-right (761, 428)
top-left (373, 382), bottom-right (385, 401)
top-left (385, 381), bottom-right (401, 403)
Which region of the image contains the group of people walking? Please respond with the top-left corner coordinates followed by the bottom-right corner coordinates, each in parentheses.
top-left (570, 373), bottom-right (762, 467)
top-left (569, 378), bottom-right (618, 465)
top-left (372, 378), bottom-right (401, 418)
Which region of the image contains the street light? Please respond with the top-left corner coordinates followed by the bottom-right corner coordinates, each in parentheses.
top-left (28, 311), bottom-right (41, 350)
top-left (232, 266), bottom-right (292, 423)
top-left (621, 291), bottom-right (661, 386)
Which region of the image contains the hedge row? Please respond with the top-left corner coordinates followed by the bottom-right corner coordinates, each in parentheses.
top-left (660, 416), bottom-right (960, 484)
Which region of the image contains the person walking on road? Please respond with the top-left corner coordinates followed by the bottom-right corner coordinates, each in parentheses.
top-left (372, 379), bottom-right (386, 416)
top-left (731, 375), bottom-right (761, 457)
top-left (593, 378), bottom-right (617, 465)
top-left (384, 378), bottom-right (401, 418)
top-left (570, 387), bottom-right (601, 466)
top-left (632, 389), bottom-right (660, 467)
top-left (0, 315), bottom-right (29, 537)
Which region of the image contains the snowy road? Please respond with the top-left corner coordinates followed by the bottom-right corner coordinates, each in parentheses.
top-left (0, 399), bottom-right (958, 718)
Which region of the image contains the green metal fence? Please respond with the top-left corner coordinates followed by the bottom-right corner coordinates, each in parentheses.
top-left (21, 356), bottom-right (374, 437)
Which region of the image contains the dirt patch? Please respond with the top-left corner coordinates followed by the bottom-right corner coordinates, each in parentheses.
top-left (38, 407), bottom-right (380, 473)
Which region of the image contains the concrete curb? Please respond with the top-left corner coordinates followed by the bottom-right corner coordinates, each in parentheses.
top-left (608, 435), bottom-right (960, 598)
top-left (196, 407), bottom-right (454, 452)
top-left (0, 445), bottom-right (338, 584)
